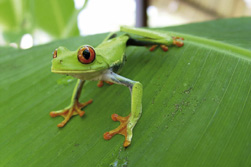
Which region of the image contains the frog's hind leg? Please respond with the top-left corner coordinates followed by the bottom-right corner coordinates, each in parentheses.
top-left (126, 36), bottom-right (184, 52)
top-left (102, 71), bottom-right (142, 147)
top-left (121, 26), bottom-right (184, 52)
top-left (50, 79), bottom-right (93, 127)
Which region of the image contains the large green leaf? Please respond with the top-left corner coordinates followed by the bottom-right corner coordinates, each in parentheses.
top-left (0, 0), bottom-right (83, 44)
top-left (32, 0), bottom-right (80, 38)
top-left (0, 0), bottom-right (21, 29)
top-left (0, 18), bottom-right (250, 166)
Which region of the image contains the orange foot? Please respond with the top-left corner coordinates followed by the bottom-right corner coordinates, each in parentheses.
top-left (172, 36), bottom-right (184, 47)
top-left (97, 80), bottom-right (114, 87)
top-left (149, 44), bottom-right (169, 52)
top-left (104, 114), bottom-right (131, 147)
top-left (149, 36), bottom-right (184, 52)
top-left (50, 99), bottom-right (93, 127)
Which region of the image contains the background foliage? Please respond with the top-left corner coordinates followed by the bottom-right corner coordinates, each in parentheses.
top-left (0, 17), bottom-right (250, 166)
top-left (0, 0), bottom-right (87, 46)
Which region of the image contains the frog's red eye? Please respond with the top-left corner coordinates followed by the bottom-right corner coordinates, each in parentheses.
top-left (78, 46), bottom-right (96, 64)
top-left (53, 49), bottom-right (57, 58)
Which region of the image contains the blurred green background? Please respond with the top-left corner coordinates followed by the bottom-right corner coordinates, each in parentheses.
top-left (0, 0), bottom-right (86, 48)
top-left (0, 0), bottom-right (250, 49)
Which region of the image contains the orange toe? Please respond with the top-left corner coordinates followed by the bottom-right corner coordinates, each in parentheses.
top-left (149, 45), bottom-right (158, 51)
top-left (103, 132), bottom-right (113, 140)
top-left (97, 81), bottom-right (104, 87)
top-left (98, 81), bottom-right (114, 87)
top-left (57, 122), bottom-right (65, 128)
top-left (50, 99), bottom-right (92, 127)
top-left (104, 113), bottom-right (131, 147)
top-left (160, 45), bottom-right (168, 52)
top-left (172, 36), bottom-right (184, 47)
top-left (49, 112), bottom-right (57, 117)
top-left (78, 111), bottom-right (85, 117)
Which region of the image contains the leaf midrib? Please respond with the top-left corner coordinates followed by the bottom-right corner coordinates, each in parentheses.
top-left (168, 31), bottom-right (251, 61)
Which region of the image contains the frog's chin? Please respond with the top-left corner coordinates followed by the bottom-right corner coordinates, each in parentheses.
top-left (51, 69), bottom-right (108, 81)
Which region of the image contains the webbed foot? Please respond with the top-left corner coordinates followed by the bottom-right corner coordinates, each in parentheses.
top-left (50, 99), bottom-right (93, 127)
top-left (104, 113), bottom-right (132, 147)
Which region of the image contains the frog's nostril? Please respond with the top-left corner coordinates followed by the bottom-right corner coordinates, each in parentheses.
top-left (59, 59), bottom-right (63, 63)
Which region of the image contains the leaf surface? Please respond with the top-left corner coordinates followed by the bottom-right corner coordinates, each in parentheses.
top-left (0, 18), bottom-right (250, 167)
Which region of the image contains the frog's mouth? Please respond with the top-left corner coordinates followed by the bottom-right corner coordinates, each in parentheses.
top-left (51, 68), bottom-right (109, 80)
top-left (51, 69), bottom-right (101, 74)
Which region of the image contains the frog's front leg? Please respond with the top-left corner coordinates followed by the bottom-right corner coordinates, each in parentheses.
top-left (102, 71), bottom-right (143, 147)
top-left (50, 79), bottom-right (93, 127)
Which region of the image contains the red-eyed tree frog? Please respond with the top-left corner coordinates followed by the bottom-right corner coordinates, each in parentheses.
top-left (50, 26), bottom-right (184, 147)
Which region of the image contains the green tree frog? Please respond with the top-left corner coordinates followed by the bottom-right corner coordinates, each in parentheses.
top-left (50, 26), bottom-right (184, 147)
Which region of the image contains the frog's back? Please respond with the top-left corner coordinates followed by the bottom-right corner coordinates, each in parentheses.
top-left (95, 35), bottom-right (129, 69)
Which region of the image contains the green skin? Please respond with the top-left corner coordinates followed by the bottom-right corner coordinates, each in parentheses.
top-left (51, 26), bottom-right (182, 147)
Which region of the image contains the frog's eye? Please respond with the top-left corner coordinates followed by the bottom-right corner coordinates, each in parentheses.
top-left (78, 46), bottom-right (96, 64)
top-left (53, 49), bottom-right (57, 58)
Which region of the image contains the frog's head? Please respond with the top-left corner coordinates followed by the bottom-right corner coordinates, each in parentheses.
top-left (51, 45), bottom-right (108, 74)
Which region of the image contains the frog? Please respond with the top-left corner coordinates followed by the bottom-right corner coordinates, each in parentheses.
top-left (50, 26), bottom-right (184, 147)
